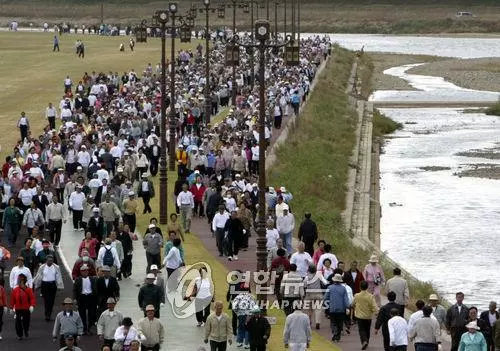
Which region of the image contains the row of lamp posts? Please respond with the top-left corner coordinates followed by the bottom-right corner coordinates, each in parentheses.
top-left (134, 1), bottom-right (301, 311)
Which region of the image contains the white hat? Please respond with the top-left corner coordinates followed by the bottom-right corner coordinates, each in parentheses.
top-left (141, 173), bottom-right (148, 178)
top-left (148, 224), bottom-right (155, 229)
top-left (235, 174), bottom-right (241, 177)
top-left (178, 144), bottom-right (184, 148)
top-left (150, 264), bottom-right (158, 270)
top-left (92, 208), bottom-right (100, 213)
top-left (194, 170), bottom-right (200, 174)
top-left (77, 166), bottom-right (83, 170)
top-left (58, 168), bottom-right (64, 171)
top-left (146, 273), bottom-right (155, 279)
top-left (128, 191), bottom-right (135, 196)
top-left (117, 167), bottom-right (124, 172)
top-left (368, 254), bottom-right (379, 263)
top-left (252, 183), bottom-right (258, 187)
top-left (332, 274), bottom-right (344, 282)
top-left (465, 321), bottom-right (480, 330)
top-left (280, 186), bottom-right (287, 193)
top-left (428, 294), bottom-right (439, 301)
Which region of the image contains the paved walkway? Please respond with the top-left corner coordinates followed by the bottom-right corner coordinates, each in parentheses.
top-left (59, 219), bottom-right (211, 350)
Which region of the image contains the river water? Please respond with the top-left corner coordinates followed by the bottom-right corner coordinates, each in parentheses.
top-left (322, 34), bottom-right (500, 309)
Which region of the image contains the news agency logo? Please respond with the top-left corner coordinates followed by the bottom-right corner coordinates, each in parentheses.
top-left (166, 261), bottom-right (212, 319)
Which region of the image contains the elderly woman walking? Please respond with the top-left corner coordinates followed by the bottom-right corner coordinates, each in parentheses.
top-left (459, 320), bottom-right (487, 351)
top-left (363, 254), bottom-right (385, 307)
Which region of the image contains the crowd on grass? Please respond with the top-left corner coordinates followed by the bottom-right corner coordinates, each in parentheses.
top-left (0, 29), bottom-right (334, 351)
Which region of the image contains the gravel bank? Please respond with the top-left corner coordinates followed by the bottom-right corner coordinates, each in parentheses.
top-left (408, 58), bottom-right (500, 92)
top-left (370, 53), bottom-right (444, 91)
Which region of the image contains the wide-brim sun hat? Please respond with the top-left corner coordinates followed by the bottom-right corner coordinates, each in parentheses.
top-left (368, 254), bottom-right (379, 263)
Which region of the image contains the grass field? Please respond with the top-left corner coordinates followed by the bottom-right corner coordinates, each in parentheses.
top-left (0, 32), bottom-right (199, 158)
top-left (1, 0), bottom-right (500, 33)
top-left (0, 31), bottom-right (337, 350)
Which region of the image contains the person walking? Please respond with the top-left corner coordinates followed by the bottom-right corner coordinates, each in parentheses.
top-left (52, 297), bottom-right (84, 348)
top-left (17, 112), bottom-right (30, 142)
top-left (186, 267), bottom-right (214, 327)
top-left (177, 183), bottom-right (194, 233)
top-left (212, 205), bottom-right (230, 256)
top-left (492, 317), bottom-right (500, 351)
top-left (122, 191), bottom-right (139, 233)
top-left (290, 242), bottom-right (313, 278)
top-left (480, 301), bottom-right (499, 351)
top-left (428, 294), bottom-right (447, 328)
top-left (303, 264), bottom-right (328, 331)
top-left (138, 273), bottom-right (165, 318)
top-left (138, 305), bottom-right (165, 351)
top-left (281, 264), bottom-right (305, 316)
top-left (224, 210), bottom-right (245, 261)
top-left (33, 254), bottom-right (64, 321)
top-left (97, 238), bottom-right (121, 277)
top-left (53, 35), bottom-right (60, 51)
top-left (2, 198), bottom-right (23, 247)
top-left (69, 186), bottom-right (85, 231)
top-left (143, 225), bottom-right (163, 272)
top-left (46, 196), bottom-right (66, 247)
top-left (363, 254), bottom-right (385, 307)
top-left (297, 212), bottom-right (318, 256)
top-left (117, 225), bottom-right (135, 278)
top-left (138, 173), bottom-right (155, 214)
top-left (276, 208), bottom-right (295, 255)
top-left (283, 305), bottom-right (312, 351)
top-left (9, 256), bottom-right (33, 289)
top-left (58, 334), bottom-right (83, 351)
top-left (96, 266), bottom-right (120, 317)
top-left (352, 280), bottom-right (379, 350)
top-left (246, 306), bottom-right (271, 351)
top-left (324, 273), bottom-right (350, 342)
top-left (446, 292), bottom-right (470, 351)
top-left (10, 273), bottom-right (36, 340)
top-left (388, 308), bottom-right (409, 351)
top-left (385, 267), bottom-right (410, 317)
top-left (409, 305), bottom-right (442, 351)
top-left (97, 297), bottom-right (123, 347)
top-left (375, 291), bottom-right (401, 351)
top-left (73, 264), bottom-right (97, 334)
top-left (459, 320), bottom-right (487, 351)
top-left (204, 301), bottom-right (233, 351)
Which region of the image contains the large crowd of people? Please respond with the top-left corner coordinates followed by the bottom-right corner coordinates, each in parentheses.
top-left (0, 27), bottom-right (333, 350)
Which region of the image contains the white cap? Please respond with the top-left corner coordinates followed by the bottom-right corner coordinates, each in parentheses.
top-left (77, 166), bottom-right (83, 170)
top-left (128, 191), bottom-right (135, 196)
top-left (148, 224), bottom-right (155, 229)
top-left (150, 264), bottom-right (158, 270)
top-left (92, 208), bottom-right (99, 213)
top-left (146, 273), bottom-right (156, 279)
top-left (117, 167), bottom-right (123, 172)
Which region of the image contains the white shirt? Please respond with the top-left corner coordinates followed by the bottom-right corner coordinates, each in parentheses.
top-left (176, 191), bottom-right (194, 208)
top-left (42, 264), bottom-right (57, 282)
top-left (290, 252), bottom-right (313, 277)
top-left (19, 188), bottom-right (34, 206)
top-left (276, 213), bottom-right (295, 234)
top-left (46, 202), bottom-right (66, 222)
top-left (194, 277), bottom-right (212, 299)
top-left (389, 316), bottom-right (408, 346)
top-left (69, 191), bottom-right (85, 210)
top-left (164, 246), bottom-right (182, 269)
top-left (10, 266), bottom-right (33, 288)
top-left (81, 277), bottom-right (92, 295)
top-left (141, 181), bottom-right (149, 192)
top-left (97, 245), bottom-right (121, 269)
top-left (489, 312), bottom-right (498, 326)
top-left (212, 212), bottom-right (230, 231)
top-left (266, 228), bottom-right (280, 250)
top-left (317, 253), bottom-right (339, 270)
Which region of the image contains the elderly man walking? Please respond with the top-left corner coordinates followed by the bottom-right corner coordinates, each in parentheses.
top-left (97, 297), bottom-right (123, 347)
top-left (33, 254), bottom-right (64, 321)
top-left (138, 305), bottom-right (165, 351)
top-left (52, 298), bottom-right (84, 348)
top-left (177, 183), bottom-right (194, 233)
top-left (276, 208), bottom-right (295, 255)
top-left (446, 292), bottom-right (469, 351)
top-left (352, 280), bottom-right (379, 350)
top-left (204, 301), bottom-right (233, 350)
top-left (324, 273), bottom-right (350, 342)
top-left (283, 305), bottom-right (312, 351)
top-left (385, 267), bottom-right (409, 317)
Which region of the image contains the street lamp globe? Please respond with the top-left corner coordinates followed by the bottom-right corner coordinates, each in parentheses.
top-left (169, 3), bottom-right (178, 13)
top-left (204, 0), bottom-right (210, 5)
top-left (158, 11), bottom-right (168, 23)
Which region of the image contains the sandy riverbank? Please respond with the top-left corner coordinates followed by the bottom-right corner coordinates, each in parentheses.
top-left (369, 53), bottom-right (444, 91)
top-left (407, 57), bottom-right (500, 92)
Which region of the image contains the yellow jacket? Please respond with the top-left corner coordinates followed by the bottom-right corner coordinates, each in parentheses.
top-left (353, 290), bottom-right (379, 320)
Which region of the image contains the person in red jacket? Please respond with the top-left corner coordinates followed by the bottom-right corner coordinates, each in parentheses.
top-left (189, 176), bottom-right (206, 218)
top-left (10, 273), bottom-right (36, 340)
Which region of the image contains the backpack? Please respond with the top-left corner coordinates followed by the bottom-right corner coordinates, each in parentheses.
top-left (103, 247), bottom-right (114, 266)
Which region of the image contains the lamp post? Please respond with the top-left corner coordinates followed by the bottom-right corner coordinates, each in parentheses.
top-left (197, 0), bottom-right (225, 125)
top-left (156, 10), bottom-right (169, 224)
top-left (228, 20), bottom-right (299, 311)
